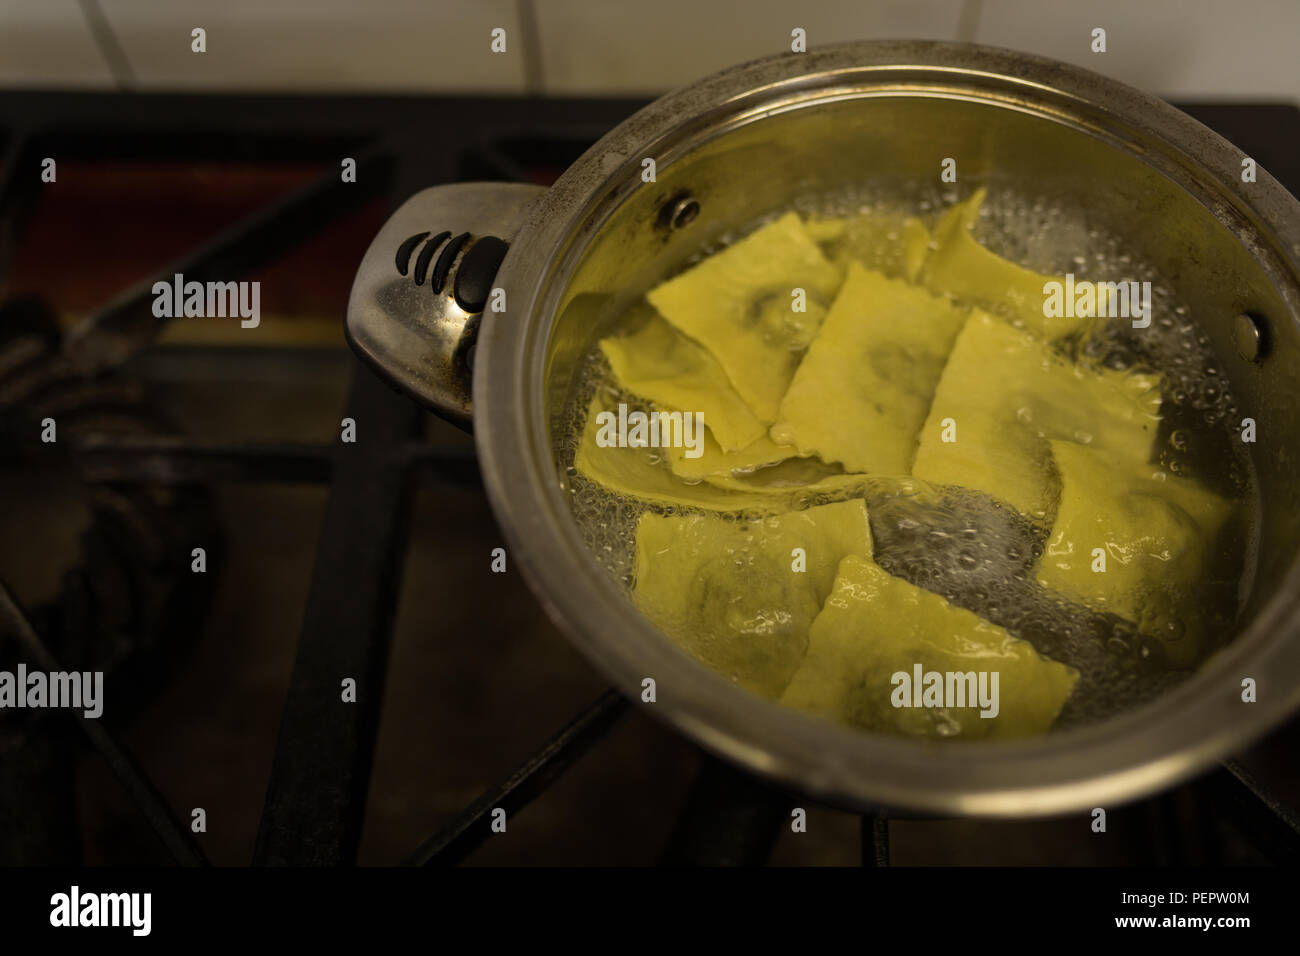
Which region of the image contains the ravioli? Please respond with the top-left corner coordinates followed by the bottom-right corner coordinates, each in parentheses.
top-left (772, 264), bottom-right (970, 474)
top-left (662, 426), bottom-right (871, 498)
top-left (695, 454), bottom-right (851, 492)
top-left (687, 462), bottom-right (931, 517)
top-left (1035, 440), bottom-right (1236, 667)
top-left (912, 311), bottom-right (1162, 520)
top-left (633, 499), bottom-right (873, 698)
top-left (708, 468), bottom-right (880, 503)
top-left (780, 554), bottom-right (1079, 739)
top-left (923, 188), bottom-right (1091, 339)
top-left (599, 305), bottom-right (767, 453)
top-left (804, 217), bottom-right (850, 244)
top-left (574, 395), bottom-right (781, 512)
top-left (664, 431), bottom-right (811, 482)
top-left (647, 212), bottom-right (841, 421)
top-left (807, 211), bottom-right (930, 283)
top-left (661, 427), bottom-right (931, 503)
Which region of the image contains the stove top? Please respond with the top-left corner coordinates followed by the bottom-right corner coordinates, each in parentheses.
top-left (1, 91), bottom-right (1298, 868)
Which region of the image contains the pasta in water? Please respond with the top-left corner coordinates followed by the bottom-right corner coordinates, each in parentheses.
top-left (806, 211), bottom-right (930, 284)
top-left (664, 431), bottom-right (810, 482)
top-left (1035, 441), bottom-right (1236, 668)
top-left (599, 304), bottom-right (767, 453)
top-left (922, 188), bottom-right (1094, 339)
top-left (566, 189), bottom-right (1246, 740)
top-left (632, 500), bottom-right (873, 699)
top-left (912, 311), bottom-right (1162, 521)
top-left (574, 395), bottom-right (782, 512)
top-left (647, 212), bottom-right (841, 422)
top-left (772, 263), bottom-right (970, 474)
top-left (781, 554), bottom-right (1079, 739)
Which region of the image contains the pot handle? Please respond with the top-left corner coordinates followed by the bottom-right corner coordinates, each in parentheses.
top-left (345, 182), bottom-right (548, 430)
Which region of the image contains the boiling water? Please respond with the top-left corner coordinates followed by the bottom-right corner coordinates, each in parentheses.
top-left (555, 185), bottom-right (1258, 729)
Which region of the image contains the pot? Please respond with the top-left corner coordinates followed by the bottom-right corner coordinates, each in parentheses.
top-left (346, 40), bottom-right (1300, 816)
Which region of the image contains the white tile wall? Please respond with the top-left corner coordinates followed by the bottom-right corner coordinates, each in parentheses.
top-left (0, 0), bottom-right (1294, 104)
top-left (0, 0), bottom-right (114, 88)
top-left (99, 0), bottom-right (526, 92)
top-left (973, 0), bottom-right (1300, 102)
top-left (534, 0), bottom-right (966, 95)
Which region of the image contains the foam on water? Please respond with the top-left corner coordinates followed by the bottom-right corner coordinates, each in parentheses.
top-left (555, 185), bottom-right (1257, 730)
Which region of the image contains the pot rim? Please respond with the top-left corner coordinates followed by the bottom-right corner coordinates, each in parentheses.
top-left (474, 38), bottom-right (1300, 815)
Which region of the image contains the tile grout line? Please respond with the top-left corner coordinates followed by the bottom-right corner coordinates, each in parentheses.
top-left (956, 0), bottom-right (983, 43)
top-left (76, 0), bottom-right (137, 90)
top-left (516, 0), bottom-right (545, 96)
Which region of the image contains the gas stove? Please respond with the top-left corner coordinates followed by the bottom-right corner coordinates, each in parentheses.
top-left (0, 91), bottom-right (1298, 869)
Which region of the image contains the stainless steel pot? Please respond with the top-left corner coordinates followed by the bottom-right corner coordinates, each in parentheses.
top-left (346, 40), bottom-right (1300, 816)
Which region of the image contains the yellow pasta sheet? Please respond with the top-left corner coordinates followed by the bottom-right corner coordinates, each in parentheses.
top-left (575, 391), bottom-right (881, 509)
top-left (633, 499), bottom-right (873, 698)
top-left (574, 395), bottom-right (784, 512)
top-left (647, 212), bottom-right (841, 422)
top-left (661, 430), bottom-right (871, 499)
top-left (923, 188), bottom-right (1091, 340)
top-left (664, 431), bottom-right (812, 482)
top-left (773, 264), bottom-right (970, 474)
top-left (1035, 440), bottom-right (1236, 667)
top-left (599, 305), bottom-right (767, 453)
top-left (912, 311), bottom-right (1161, 520)
top-left (781, 555), bottom-right (1079, 739)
